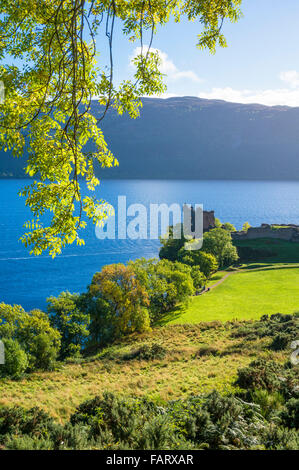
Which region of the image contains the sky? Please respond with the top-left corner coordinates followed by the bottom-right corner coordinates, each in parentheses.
top-left (104, 0), bottom-right (299, 107)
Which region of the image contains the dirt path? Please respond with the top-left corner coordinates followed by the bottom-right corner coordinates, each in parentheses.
top-left (199, 262), bottom-right (299, 295)
top-left (201, 271), bottom-right (236, 294)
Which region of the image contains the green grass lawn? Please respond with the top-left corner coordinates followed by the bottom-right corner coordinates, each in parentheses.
top-left (165, 266), bottom-right (299, 324)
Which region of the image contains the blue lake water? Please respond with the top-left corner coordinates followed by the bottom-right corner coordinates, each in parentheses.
top-left (1, 179), bottom-right (299, 310)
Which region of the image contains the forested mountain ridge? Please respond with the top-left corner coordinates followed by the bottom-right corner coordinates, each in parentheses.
top-left (2, 96), bottom-right (299, 179)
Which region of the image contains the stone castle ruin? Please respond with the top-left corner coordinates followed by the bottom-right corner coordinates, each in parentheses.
top-left (232, 223), bottom-right (299, 243)
top-left (203, 210), bottom-right (216, 231)
top-left (186, 205), bottom-right (215, 232)
top-left (182, 206), bottom-right (299, 242)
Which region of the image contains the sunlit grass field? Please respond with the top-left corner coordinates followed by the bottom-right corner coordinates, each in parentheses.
top-left (165, 266), bottom-right (299, 324)
top-left (0, 322), bottom-right (288, 421)
top-left (1, 238), bottom-right (298, 423)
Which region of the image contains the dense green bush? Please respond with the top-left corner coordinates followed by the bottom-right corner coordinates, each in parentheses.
top-left (70, 390), bottom-right (267, 450)
top-left (231, 313), bottom-right (298, 350)
top-left (159, 225), bottom-right (185, 262)
top-left (167, 391), bottom-right (266, 449)
top-left (0, 338), bottom-right (28, 379)
top-left (70, 392), bottom-right (178, 449)
top-left (263, 425), bottom-right (299, 450)
top-left (250, 389), bottom-right (284, 419)
top-left (1, 386), bottom-right (298, 450)
top-left (236, 357), bottom-right (298, 403)
top-left (236, 358), bottom-right (285, 393)
top-left (271, 333), bottom-right (291, 351)
top-left (177, 250), bottom-right (218, 279)
top-left (122, 343), bottom-right (167, 361)
top-left (3, 434), bottom-right (55, 450)
top-left (201, 228), bottom-right (239, 268)
top-left (0, 405), bottom-right (55, 438)
top-left (0, 303), bottom-right (61, 371)
top-left (129, 258), bottom-right (195, 322)
top-left (280, 398), bottom-right (299, 429)
top-left (47, 291), bottom-right (90, 359)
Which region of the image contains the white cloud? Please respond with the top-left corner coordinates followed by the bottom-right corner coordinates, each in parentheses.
top-left (199, 87), bottom-right (299, 106)
top-left (149, 92), bottom-right (178, 99)
top-left (199, 71), bottom-right (299, 107)
top-left (279, 70), bottom-right (299, 88)
top-left (131, 46), bottom-right (202, 83)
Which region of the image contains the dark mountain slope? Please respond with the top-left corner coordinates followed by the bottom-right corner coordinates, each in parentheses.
top-left (2, 96), bottom-right (299, 179)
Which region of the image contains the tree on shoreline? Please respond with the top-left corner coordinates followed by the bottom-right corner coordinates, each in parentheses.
top-left (202, 227), bottom-right (238, 268)
top-left (88, 263), bottom-right (150, 339)
top-left (0, 303), bottom-right (61, 372)
top-left (0, 0), bottom-right (242, 256)
top-left (47, 291), bottom-right (90, 359)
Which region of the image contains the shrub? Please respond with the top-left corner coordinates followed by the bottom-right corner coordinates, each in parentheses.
top-left (3, 434), bottom-right (54, 450)
top-left (28, 331), bottom-right (59, 370)
top-left (271, 333), bottom-right (290, 351)
top-left (0, 338), bottom-right (28, 379)
top-left (70, 392), bottom-right (162, 445)
top-left (250, 389), bottom-right (284, 419)
top-left (135, 414), bottom-right (181, 450)
top-left (237, 358), bottom-right (298, 400)
top-left (1, 389), bottom-right (298, 450)
top-left (47, 292), bottom-right (90, 359)
top-left (190, 266), bottom-right (206, 290)
top-left (0, 405), bottom-right (55, 438)
top-left (177, 250), bottom-right (218, 279)
top-left (50, 423), bottom-right (91, 450)
top-left (70, 392), bottom-right (195, 450)
top-left (236, 359), bottom-right (283, 392)
top-left (280, 398), bottom-right (299, 429)
top-left (231, 313), bottom-right (298, 350)
top-left (0, 303), bottom-right (61, 371)
top-left (167, 396), bottom-right (211, 443)
top-left (195, 345), bottom-right (219, 357)
top-left (123, 343), bottom-right (167, 361)
top-left (168, 391), bottom-right (265, 449)
top-left (263, 425), bottom-right (299, 450)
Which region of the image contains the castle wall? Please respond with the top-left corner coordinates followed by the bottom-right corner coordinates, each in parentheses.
top-left (232, 226), bottom-right (299, 242)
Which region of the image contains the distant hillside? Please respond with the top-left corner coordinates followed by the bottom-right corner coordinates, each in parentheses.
top-left (2, 96), bottom-right (299, 179)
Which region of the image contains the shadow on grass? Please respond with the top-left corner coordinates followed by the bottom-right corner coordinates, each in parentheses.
top-left (241, 263), bottom-right (273, 270)
top-left (234, 238), bottom-right (299, 264)
top-left (209, 273), bottom-right (224, 281)
top-left (156, 304), bottom-right (187, 326)
top-left (241, 263), bottom-right (299, 274)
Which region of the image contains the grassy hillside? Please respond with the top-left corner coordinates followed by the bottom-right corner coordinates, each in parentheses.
top-left (0, 320), bottom-right (289, 422)
top-left (164, 266), bottom-right (299, 324)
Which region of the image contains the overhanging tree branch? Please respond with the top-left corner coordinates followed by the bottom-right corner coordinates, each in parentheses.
top-left (0, 0), bottom-right (242, 256)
